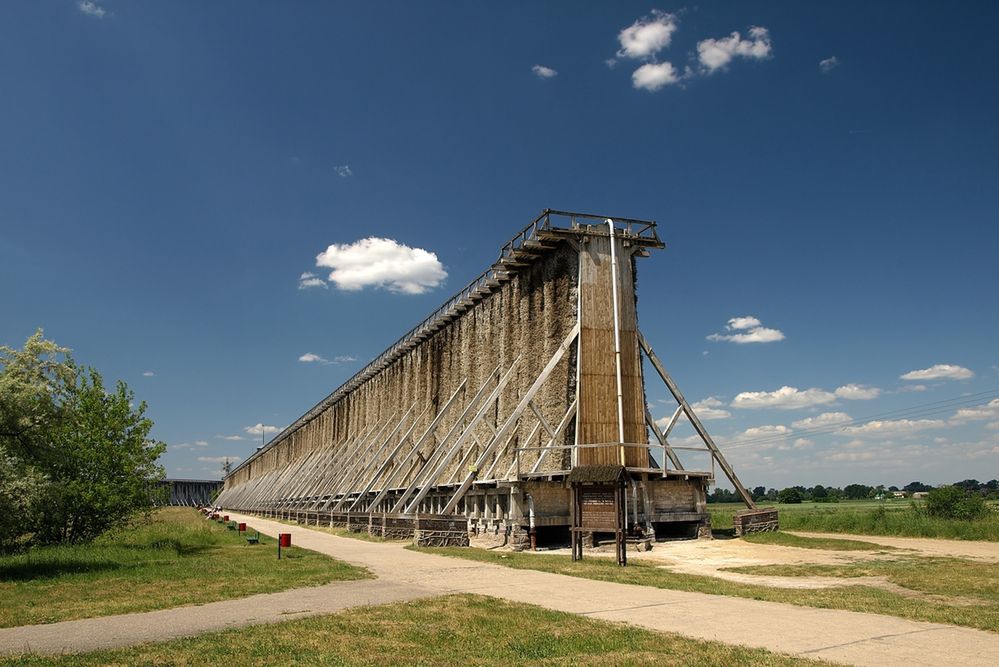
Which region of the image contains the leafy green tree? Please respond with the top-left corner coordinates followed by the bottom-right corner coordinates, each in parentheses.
top-left (0, 331), bottom-right (76, 460)
top-left (0, 444), bottom-right (46, 552)
top-left (34, 369), bottom-right (166, 544)
top-left (778, 487), bottom-right (803, 504)
top-left (926, 485), bottom-right (986, 520)
top-left (842, 484), bottom-right (872, 500)
top-left (0, 330), bottom-right (167, 549)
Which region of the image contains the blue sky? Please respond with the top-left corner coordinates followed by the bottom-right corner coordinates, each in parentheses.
top-left (1, 2), bottom-right (997, 488)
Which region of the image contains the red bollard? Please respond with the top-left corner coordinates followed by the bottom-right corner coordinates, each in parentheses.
top-left (238, 523), bottom-right (246, 533)
top-left (278, 533), bottom-right (291, 559)
top-left (223, 515), bottom-right (229, 522)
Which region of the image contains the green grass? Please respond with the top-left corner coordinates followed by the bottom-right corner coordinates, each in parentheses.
top-left (1, 594), bottom-right (831, 666)
top-left (0, 508), bottom-right (369, 628)
top-left (725, 557), bottom-right (999, 602)
top-left (742, 532), bottom-right (896, 551)
top-left (710, 501), bottom-right (999, 541)
top-left (411, 546), bottom-right (999, 633)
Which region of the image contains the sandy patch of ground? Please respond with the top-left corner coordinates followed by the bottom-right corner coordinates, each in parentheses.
top-left (526, 534), bottom-right (972, 599)
top-left (785, 531), bottom-right (999, 562)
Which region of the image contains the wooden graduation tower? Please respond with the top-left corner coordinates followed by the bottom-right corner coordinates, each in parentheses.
top-left (218, 210), bottom-right (760, 550)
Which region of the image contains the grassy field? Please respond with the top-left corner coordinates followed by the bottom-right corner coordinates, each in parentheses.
top-left (412, 546), bottom-right (999, 633)
top-left (0, 508), bottom-right (369, 628)
top-left (1, 594), bottom-right (831, 667)
top-left (710, 500), bottom-right (999, 541)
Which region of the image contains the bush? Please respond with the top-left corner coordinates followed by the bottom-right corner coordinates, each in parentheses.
top-left (926, 486), bottom-right (987, 520)
top-left (778, 488), bottom-right (803, 504)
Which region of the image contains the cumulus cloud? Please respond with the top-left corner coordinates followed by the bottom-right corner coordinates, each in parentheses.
top-left (78, 1), bottom-right (106, 18)
top-left (819, 56), bottom-right (839, 73)
top-left (217, 434), bottom-right (246, 441)
top-left (791, 412), bottom-right (852, 429)
top-left (194, 440), bottom-right (208, 447)
top-left (142, 371), bottom-right (156, 377)
top-left (842, 419), bottom-right (946, 437)
top-left (197, 456), bottom-right (243, 464)
top-left (532, 64), bottom-right (558, 79)
top-left (732, 386), bottom-right (836, 410)
top-left (632, 62), bottom-right (681, 91)
top-left (689, 396), bottom-right (731, 420)
top-left (741, 424), bottom-right (791, 439)
top-left (244, 423), bottom-right (281, 436)
top-left (697, 26), bottom-right (772, 72)
top-left (900, 364), bottom-right (974, 381)
top-left (299, 352), bottom-right (328, 364)
top-left (834, 384), bottom-right (881, 400)
top-left (298, 272), bottom-right (327, 290)
top-left (950, 399), bottom-right (999, 423)
top-left (615, 10), bottom-right (679, 60)
top-left (315, 237), bottom-right (447, 294)
top-left (334, 165), bottom-right (353, 178)
top-left (707, 315), bottom-right (785, 344)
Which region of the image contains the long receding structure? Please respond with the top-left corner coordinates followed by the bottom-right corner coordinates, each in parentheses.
top-left (218, 210), bottom-right (768, 550)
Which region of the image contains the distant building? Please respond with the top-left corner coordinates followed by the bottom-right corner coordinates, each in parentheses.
top-left (891, 491), bottom-right (906, 499)
top-left (911, 491), bottom-right (929, 499)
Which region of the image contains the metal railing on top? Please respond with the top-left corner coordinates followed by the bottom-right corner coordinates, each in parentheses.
top-left (229, 210), bottom-right (660, 477)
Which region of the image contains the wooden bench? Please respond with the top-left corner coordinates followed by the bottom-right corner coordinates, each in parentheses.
top-left (245, 531), bottom-right (260, 545)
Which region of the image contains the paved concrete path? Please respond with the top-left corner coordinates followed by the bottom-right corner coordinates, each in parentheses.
top-left (3, 512), bottom-right (997, 665)
top-left (0, 579), bottom-right (436, 656)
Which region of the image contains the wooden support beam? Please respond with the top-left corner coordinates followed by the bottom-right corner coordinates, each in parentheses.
top-left (440, 324), bottom-right (579, 515)
top-left (644, 406), bottom-right (685, 471)
top-left (639, 331), bottom-right (755, 509)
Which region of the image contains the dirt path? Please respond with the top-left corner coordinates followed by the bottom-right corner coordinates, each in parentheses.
top-left (786, 531), bottom-right (999, 562)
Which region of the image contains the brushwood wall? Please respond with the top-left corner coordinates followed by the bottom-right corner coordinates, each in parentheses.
top-left (224, 242), bottom-right (580, 496)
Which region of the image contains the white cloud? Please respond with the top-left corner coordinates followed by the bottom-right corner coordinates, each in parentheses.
top-left (217, 434), bottom-right (246, 441)
top-left (142, 371), bottom-right (156, 377)
top-left (987, 421), bottom-right (999, 431)
top-left (842, 419), bottom-right (947, 437)
top-left (632, 62), bottom-right (681, 91)
top-left (194, 440), bottom-right (209, 447)
top-left (532, 64), bottom-right (558, 79)
top-left (834, 384), bottom-right (881, 400)
top-left (900, 364), bottom-right (974, 381)
top-left (732, 386), bottom-right (836, 410)
top-left (334, 165), bottom-right (353, 178)
top-left (298, 272), bottom-right (328, 290)
top-left (707, 315), bottom-right (785, 344)
top-left (741, 424), bottom-right (791, 439)
top-left (819, 56), bottom-right (839, 73)
top-left (315, 237), bottom-right (447, 294)
top-left (898, 384), bottom-right (927, 393)
top-left (197, 456), bottom-right (243, 464)
top-left (690, 396), bottom-right (731, 420)
top-left (615, 10), bottom-right (678, 60)
top-left (697, 26), bottom-right (772, 72)
top-left (950, 399), bottom-right (999, 423)
top-left (334, 355), bottom-right (357, 363)
top-left (244, 423), bottom-right (281, 436)
top-left (791, 412), bottom-right (852, 429)
top-left (171, 443), bottom-right (193, 450)
top-left (78, 1), bottom-right (106, 18)
top-left (299, 352), bottom-right (328, 364)
top-left (792, 438), bottom-right (814, 449)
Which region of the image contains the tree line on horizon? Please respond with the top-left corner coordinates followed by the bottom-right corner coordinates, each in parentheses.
top-left (0, 330), bottom-right (166, 554)
top-left (709, 480), bottom-right (999, 505)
